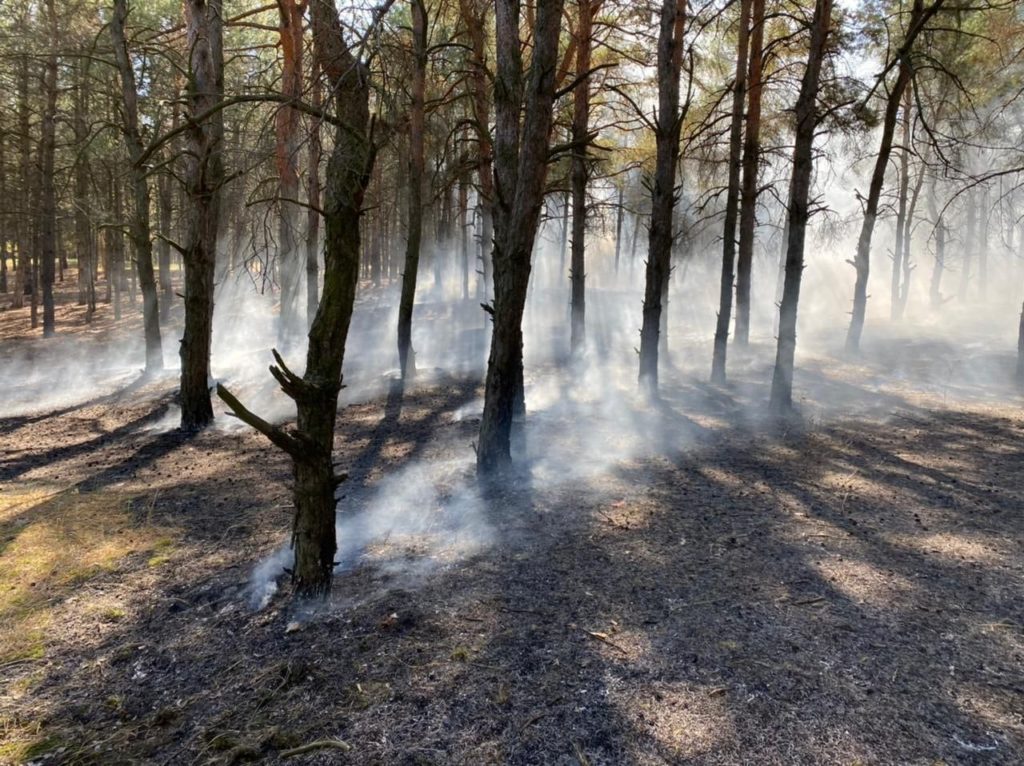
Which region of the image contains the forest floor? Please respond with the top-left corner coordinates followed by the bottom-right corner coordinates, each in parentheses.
top-left (1, 277), bottom-right (1023, 765)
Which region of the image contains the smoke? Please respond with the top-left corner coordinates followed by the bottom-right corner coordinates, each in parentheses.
top-left (248, 457), bottom-right (491, 610)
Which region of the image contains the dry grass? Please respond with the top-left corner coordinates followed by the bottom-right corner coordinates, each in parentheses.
top-left (0, 487), bottom-right (178, 763)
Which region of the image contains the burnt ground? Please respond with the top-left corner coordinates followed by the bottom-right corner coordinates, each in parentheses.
top-left (1, 279), bottom-right (1024, 765)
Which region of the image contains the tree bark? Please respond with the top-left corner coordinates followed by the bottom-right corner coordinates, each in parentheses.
top-left (711, 0), bottom-right (752, 382)
top-left (397, 0), bottom-right (427, 380)
top-left (180, 0), bottom-right (225, 429)
top-left (306, 59), bottom-right (322, 327)
top-left (477, 0), bottom-right (566, 475)
top-left (769, 0), bottom-right (832, 413)
top-left (112, 0), bottom-right (164, 373)
top-left (638, 0), bottom-right (687, 396)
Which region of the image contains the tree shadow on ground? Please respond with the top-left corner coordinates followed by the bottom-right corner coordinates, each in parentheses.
top-left (3, 369), bottom-right (1021, 765)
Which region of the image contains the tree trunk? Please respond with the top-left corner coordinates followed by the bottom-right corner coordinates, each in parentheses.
top-left (613, 184), bottom-right (625, 273)
top-left (890, 88), bottom-right (911, 321)
top-left (39, 0), bottom-right (59, 338)
top-left (477, 0), bottom-right (566, 475)
top-left (219, 0), bottom-right (373, 600)
top-left (570, 0), bottom-right (598, 357)
top-left (899, 155), bottom-right (925, 317)
top-left (959, 190), bottom-right (974, 302)
top-left (734, 0), bottom-right (766, 346)
top-left (112, 0), bottom-right (164, 373)
top-left (11, 55), bottom-right (30, 312)
top-left (157, 86), bottom-right (180, 321)
top-left (978, 185), bottom-right (989, 299)
top-left (638, 0), bottom-right (687, 396)
top-left (276, 0), bottom-right (308, 346)
top-left (711, 0), bottom-right (752, 382)
top-left (846, 0), bottom-right (940, 353)
top-left (306, 59), bottom-right (322, 327)
top-left (1017, 298), bottom-right (1024, 386)
top-left (180, 0), bottom-right (225, 430)
top-left (769, 0), bottom-right (832, 412)
top-left (459, 160), bottom-right (470, 300)
top-left (459, 0), bottom-right (495, 303)
top-left (111, 173), bottom-right (125, 321)
top-left (927, 181), bottom-right (944, 308)
top-left (73, 57), bottom-right (97, 320)
top-left (397, 0), bottom-right (427, 380)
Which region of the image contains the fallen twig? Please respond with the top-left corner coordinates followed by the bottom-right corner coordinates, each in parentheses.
top-left (583, 629), bottom-right (628, 654)
top-left (572, 740), bottom-right (591, 765)
top-left (789, 596), bottom-right (826, 607)
top-left (281, 739), bottom-right (351, 758)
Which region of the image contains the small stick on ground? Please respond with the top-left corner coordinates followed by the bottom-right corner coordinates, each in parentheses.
top-left (583, 629), bottom-right (628, 654)
top-left (280, 739), bottom-right (351, 758)
top-left (790, 596), bottom-right (826, 606)
top-left (572, 740), bottom-right (591, 765)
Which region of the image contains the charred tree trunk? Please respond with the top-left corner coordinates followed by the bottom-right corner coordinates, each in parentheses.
top-left (112, 0), bottom-right (164, 373)
top-left (397, 0), bottom-right (427, 380)
top-left (638, 0), bottom-right (687, 396)
top-left (180, 0), bottom-right (225, 429)
top-left (769, 0), bottom-right (832, 412)
top-left (39, 0), bottom-right (59, 338)
top-left (219, 0), bottom-right (373, 600)
top-left (569, 0), bottom-right (599, 357)
top-left (276, 0), bottom-right (308, 346)
top-left (711, 0), bottom-right (751, 382)
top-left (477, 0), bottom-right (566, 475)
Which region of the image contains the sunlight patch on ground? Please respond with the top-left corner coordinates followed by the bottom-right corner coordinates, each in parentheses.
top-left (808, 557), bottom-right (916, 608)
top-left (895, 531), bottom-right (1005, 565)
top-left (0, 485), bottom-right (178, 665)
top-left (609, 681), bottom-right (734, 760)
